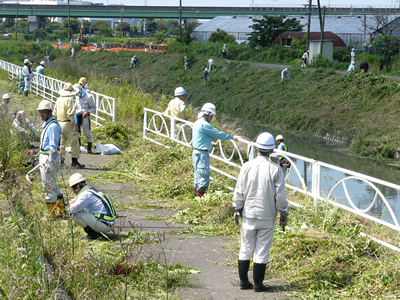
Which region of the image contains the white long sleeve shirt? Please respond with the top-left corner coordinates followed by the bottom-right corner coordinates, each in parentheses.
top-left (75, 92), bottom-right (96, 115)
top-left (233, 155), bottom-right (289, 227)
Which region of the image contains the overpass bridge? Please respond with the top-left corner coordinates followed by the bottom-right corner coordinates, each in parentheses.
top-left (1, 4), bottom-right (400, 19)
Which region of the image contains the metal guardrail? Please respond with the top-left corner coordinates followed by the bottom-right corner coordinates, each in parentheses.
top-left (0, 59), bottom-right (116, 126)
top-left (144, 107), bottom-right (400, 251)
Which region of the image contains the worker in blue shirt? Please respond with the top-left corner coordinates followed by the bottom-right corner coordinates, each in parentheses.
top-left (192, 103), bottom-right (240, 197)
top-left (37, 100), bottom-right (65, 217)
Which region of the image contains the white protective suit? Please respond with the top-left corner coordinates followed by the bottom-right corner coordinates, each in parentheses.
top-left (233, 155), bottom-right (289, 264)
top-left (21, 65), bottom-right (34, 92)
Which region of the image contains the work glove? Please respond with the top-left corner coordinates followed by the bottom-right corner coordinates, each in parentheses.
top-left (279, 212), bottom-right (288, 232)
top-left (233, 135), bottom-right (241, 141)
top-left (234, 209), bottom-right (243, 226)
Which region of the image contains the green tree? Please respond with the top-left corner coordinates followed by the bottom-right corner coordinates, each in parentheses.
top-left (154, 31), bottom-right (166, 43)
top-left (176, 22), bottom-right (196, 45)
top-left (248, 15), bottom-right (303, 48)
top-left (98, 24), bottom-right (112, 37)
top-left (115, 22), bottom-right (131, 33)
top-left (208, 28), bottom-right (236, 43)
top-left (372, 35), bottom-right (400, 72)
top-left (44, 20), bottom-right (63, 34)
top-left (32, 28), bottom-right (48, 41)
top-left (83, 20), bottom-right (91, 34)
top-left (3, 18), bottom-right (15, 29)
top-left (62, 18), bottom-right (82, 34)
top-left (89, 20), bottom-right (109, 34)
top-left (12, 19), bottom-right (29, 34)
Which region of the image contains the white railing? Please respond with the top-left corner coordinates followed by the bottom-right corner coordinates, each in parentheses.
top-left (144, 107), bottom-right (400, 250)
top-left (0, 60), bottom-right (116, 126)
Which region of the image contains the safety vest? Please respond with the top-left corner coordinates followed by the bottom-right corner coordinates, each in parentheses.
top-left (278, 142), bottom-right (289, 161)
top-left (88, 187), bottom-right (117, 222)
top-left (40, 118), bottom-right (60, 154)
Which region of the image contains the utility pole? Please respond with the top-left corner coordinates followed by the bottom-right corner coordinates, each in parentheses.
top-left (68, 0), bottom-right (71, 41)
top-left (317, 0), bottom-right (326, 58)
top-left (15, 0), bottom-right (18, 41)
top-left (304, 0), bottom-right (312, 52)
top-left (120, 3), bottom-right (124, 37)
top-left (179, 0), bottom-right (182, 41)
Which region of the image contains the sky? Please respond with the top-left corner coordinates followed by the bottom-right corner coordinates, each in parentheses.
top-left (101, 0), bottom-right (397, 8)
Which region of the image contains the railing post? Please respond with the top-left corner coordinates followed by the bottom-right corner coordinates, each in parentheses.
top-left (112, 98), bottom-right (116, 122)
top-left (143, 109), bottom-right (148, 139)
top-left (312, 160), bottom-right (320, 207)
top-left (95, 94), bottom-right (99, 125)
top-left (171, 117), bottom-right (175, 140)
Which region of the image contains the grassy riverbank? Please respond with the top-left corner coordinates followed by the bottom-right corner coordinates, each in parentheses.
top-left (7, 46), bottom-right (397, 159)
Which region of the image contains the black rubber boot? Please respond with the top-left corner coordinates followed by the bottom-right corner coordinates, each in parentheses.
top-left (87, 142), bottom-right (93, 154)
top-left (71, 157), bottom-right (85, 169)
top-left (81, 226), bottom-right (101, 240)
top-left (253, 263), bottom-right (271, 292)
top-left (238, 260), bottom-right (253, 290)
top-left (24, 90), bottom-right (28, 97)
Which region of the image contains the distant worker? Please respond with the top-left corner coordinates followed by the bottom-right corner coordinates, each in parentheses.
top-left (1, 93), bottom-right (11, 119)
top-left (71, 47), bottom-right (75, 58)
top-left (203, 68), bottom-right (209, 84)
top-left (68, 173), bottom-right (116, 240)
top-left (102, 41), bottom-right (106, 51)
top-left (351, 48), bottom-right (356, 64)
top-left (275, 135), bottom-right (291, 170)
top-left (301, 50), bottom-right (309, 68)
top-left (36, 38), bottom-right (40, 44)
top-left (74, 84), bottom-right (96, 154)
top-left (37, 100), bottom-right (64, 217)
top-left (233, 132), bottom-right (289, 292)
top-left (93, 43), bottom-right (98, 51)
top-left (208, 58), bottom-right (215, 71)
top-left (347, 62), bottom-right (355, 73)
top-left (69, 39), bottom-right (73, 48)
top-left (130, 55), bottom-right (138, 69)
top-left (281, 68), bottom-right (289, 82)
top-left (222, 44), bottom-right (227, 58)
top-left (76, 39), bottom-right (80, 46)
top-left (45, 48), bottom-right (50, 63)
top-left (78, 77), bottom-right (90, 93)
top-left (58, 39), bottom-right (62, 49)
top-left (184, 56), bottom-right (189, 70)
top-left (53, 83), bottom-right (85, 169)
top-left (150, 41), bottom-right (154, 53)
top-left (192, 103), bottom-right (239, 197)
top-left (360, 61), bottom-right (369, 73)
top-left (163, 87), bottom-right (188, 120)
top-left (13, 110), bottom-right (39, 143)
top-left (21, 59), bottom-right (35, 97)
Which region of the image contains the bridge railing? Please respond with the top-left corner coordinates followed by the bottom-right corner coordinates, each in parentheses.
top-left (144, 107), bottom-right (400, 251)
top-left (0, 59), bottom-right (116, 126)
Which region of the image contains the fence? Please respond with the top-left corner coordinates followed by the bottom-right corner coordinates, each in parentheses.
top-left (0, 59), bottom-right (116, 126)
top-left (144, 107), bottom-right (400, 251)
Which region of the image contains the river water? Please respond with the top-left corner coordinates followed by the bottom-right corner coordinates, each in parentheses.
top-left (242, 123), bottom-right (400, 227)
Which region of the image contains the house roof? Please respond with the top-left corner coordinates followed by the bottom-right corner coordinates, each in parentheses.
top-left (193, 15), bottom-right (255, 33)
top-left (286, 31), bottom-right (346, 47)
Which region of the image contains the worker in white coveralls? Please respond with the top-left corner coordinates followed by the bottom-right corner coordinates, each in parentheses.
top-left (37, 100), bottom-right (65, 217)
top-left (21, 59), bottom-right (35, 96)
top-left (13, 110), bottom-right (39, 143)
top-left (233, 132), bottom-right (289, 292)
top-left (208, 58), bottom-right (215, 71)
top-left (281, 68), bottom-right (289, 82)
top-left (35, 61), bottom-right (46, 86)
top-left (53, 83), bottom-right (85, 169)
top-left (73, 84), bottom-right (96, 154)
top-left (68, 173), bottom-right (116, 240)
top-left (192, 103), bottom-right (239, 197)
top-left (2, 93), bottom-right (12, 119)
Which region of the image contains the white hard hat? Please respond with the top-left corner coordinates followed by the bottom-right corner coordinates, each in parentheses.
top-left (40, 61), bottom-right (45, 66)
top-left (174, 87), bottom-right (187, 96)
top-left (276, 135), bottom-right (284, 141)
top-left (69, 173), bottom-right (85, 187)
top-left (24, 59), bottom-right (30, 64)
top-left (352, 48), bottom-right (355, 51)
top-left (201, 103), bottom-right (216, 115)
top-left (2, 94), bottom-right (10, 99)
top-left (255, 132), bottom-right (275, 150)
top-left (36, 100), bottom-right (53, 111)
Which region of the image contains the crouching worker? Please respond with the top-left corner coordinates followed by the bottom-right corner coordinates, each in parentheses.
top-left (68, 173), bottom-right (116, 240)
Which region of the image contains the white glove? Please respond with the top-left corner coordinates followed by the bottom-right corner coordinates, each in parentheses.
top-left (234, 209), bottom-right (242, 226)
top-left (233, 135), bottom-right (241, 141)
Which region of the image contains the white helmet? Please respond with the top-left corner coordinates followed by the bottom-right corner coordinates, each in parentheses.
top-left (24, 59), bottom-right (30, 64)
top-left (201, 103), bottom-right (216, 115)
top-left (36, 100), bottom-right (53, 111)
top-left (69, 173), bottom-right (85, 187)
top-left (174, 87), bottom-right (187, 96)
top-left (2, 94), bottom-right (10, 99)
top-left (275, 135), bottom-right (284, 141)
top-left (40, 61), bottom-right (45, 66)
top-left (254, 132), bottom-right (275, 150)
